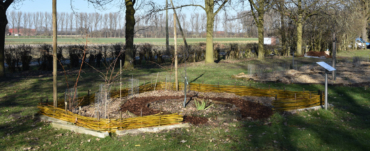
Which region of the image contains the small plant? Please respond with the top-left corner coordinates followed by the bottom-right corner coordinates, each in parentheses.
top-left (194, 99), bottom-right (213, 110)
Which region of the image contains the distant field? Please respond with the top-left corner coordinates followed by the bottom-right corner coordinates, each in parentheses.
top-left (5, 37), bottom-right (258, 45)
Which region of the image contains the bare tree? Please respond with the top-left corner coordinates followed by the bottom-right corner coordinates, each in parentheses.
top-left (65, 12), bottom-right (69, 35)
top-left (59, 12), bottom-right (65, 35)
top-left (214, 14), bottom-right (219, 37)
top-left (246, 0), bottom-right (274, 59)
top-left (9, 11), bottom-right (16, 37)
top-left (223, 11), bottom-right (228, 37)
top-left (22, 12), bottom-right (28, 36)
top-left (39, 12), bottom-right (44, 37)
top-left (282, 0), bottom-right (330, 55)
top-left (33, 12), bottom-right (40, 37)
top-left (27, 12), bottom-right (33, 37)
top-left (44, 12), bottom-right (50, 36)
top-left (69, 12), bottom-right (74, 36)
top-left (15, 11), bottom-right (22, 36)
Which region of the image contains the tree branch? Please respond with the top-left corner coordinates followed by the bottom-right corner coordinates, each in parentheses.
top-left (248, 0), bottom-right (258, 24)
top-left (214, 0), bottom-right (228, 15)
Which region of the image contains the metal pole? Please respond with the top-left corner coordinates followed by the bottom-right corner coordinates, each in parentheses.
top-left (325, 71), bottom-right (328, 110)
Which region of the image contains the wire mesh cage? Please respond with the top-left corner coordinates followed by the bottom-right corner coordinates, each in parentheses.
top-left (65, 88), bottom-right (78, 113)
top-left (94, 83), bottom-right (112, 119)
top-left (128, 78), bottom-right (139, 96)
top-left (248, 64), bottom-right (255, 75)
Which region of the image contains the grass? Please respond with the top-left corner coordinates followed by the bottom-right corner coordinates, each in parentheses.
top-left (1, 55), bottom-right (370, 150)
top-left (5, 37), bottom-right (258, 45)
top-left (337, 48), bottom-right (370, 58)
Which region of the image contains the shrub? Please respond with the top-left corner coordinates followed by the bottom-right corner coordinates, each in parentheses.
top-left (4, 46), bottom-right (19, 73)
top-left (19, 44), bottom-right (33, 71)
top-left (38, 44), bottom-right (53, 71)
top-left (113, 43), bottom-right (125, 64)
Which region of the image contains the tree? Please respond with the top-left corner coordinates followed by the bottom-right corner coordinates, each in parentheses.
top-left (0, 0), bottom-right (16, 77)
top-left (9, 11), bottom-right (16, 36)
top-left (33, 12), bottom-right (40, 36)
top-left (22, 12), bottom-right (28, 36)
top-left (44, 12), bottom-right (50, 36)
top-left (282, 0), bottom-right (328, 55)
top-left (39, 12), bottom-right (44, 37)
top-left (359, 0), bottom-right (369, 41)
top-left (274, 0), bottom-right (288, 56)
top-left (124, 0), bottom-right (137, 69)
top-left (59, 12), bottom-right (65, 34)
top-left (161, 0), bottom-right (229, 63)
top-left (247, 0), bottom-right (274, 59)
top-left (15, 11), bottom-right (22, 36)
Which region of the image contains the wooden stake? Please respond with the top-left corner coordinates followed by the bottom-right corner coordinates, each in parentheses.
top-left (78, 106), bottom-right (81, 115)
top-left (295, 93), bottom-right (297, 100)
top-left (65, 102), bottom-right (67, 113)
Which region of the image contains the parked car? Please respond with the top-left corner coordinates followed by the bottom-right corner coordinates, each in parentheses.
top-left (355, 38), bottom-right (369, 49)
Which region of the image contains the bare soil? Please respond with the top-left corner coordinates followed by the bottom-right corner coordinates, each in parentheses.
top-left (79, 91), bottom-right (274, 125)
top-left (233, 61), bottom-right (370, 85)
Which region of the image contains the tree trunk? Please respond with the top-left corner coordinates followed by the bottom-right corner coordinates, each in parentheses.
top-left (0, 3), bottom-right (10, 77)
top-left (257, 14), bottom-right (264, 60)
top-left (205, 13), bottom-right (214, 63)
top-left (296, 19), bottom-right (303, 55)
top-left (362, 19), bottom-right (368, 42)
top-left (296, 0), bottom-right (303, 55)
top-left (52, 0), bottom-right (58, 107)
top-left (124, 0), bottom-right (135, 69)
top-left (280, 8), bottom-right (287, 56)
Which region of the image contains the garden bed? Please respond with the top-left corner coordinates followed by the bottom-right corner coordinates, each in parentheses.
top-left (79, 90), bottom-right (274, 125)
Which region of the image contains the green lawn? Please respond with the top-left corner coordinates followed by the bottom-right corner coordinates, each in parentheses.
top-left (0, 56), bottom-right (370, 150)
top-left (5, 37), bottom-right (257, 45)
top-left (337, 48), bottom-right (370, 58)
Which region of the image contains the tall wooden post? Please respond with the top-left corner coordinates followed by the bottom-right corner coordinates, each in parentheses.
top-left (166, 0), bottom-right (169, 54)
top-left (52, 0), bottom-right (58, 107)
top-left (174, 14), bottom-right (178, 91)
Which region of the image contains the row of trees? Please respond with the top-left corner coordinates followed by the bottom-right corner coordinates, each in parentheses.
top-left (5, 10), bottom-right (283, 38)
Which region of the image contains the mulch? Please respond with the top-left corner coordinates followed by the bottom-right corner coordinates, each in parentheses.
top-left (120, 94), bottom-right (273, 125)
top-left (183, 116), bottom-right (208, 125)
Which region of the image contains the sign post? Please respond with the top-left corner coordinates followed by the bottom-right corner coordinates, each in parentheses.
top-left (316, 62), bottom-right (336, 110)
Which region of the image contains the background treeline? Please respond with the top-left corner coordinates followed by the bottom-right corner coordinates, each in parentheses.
top-left (5, 10), bottom-right (282, 38)
top-left (4, 43), bottom-right (280, 73)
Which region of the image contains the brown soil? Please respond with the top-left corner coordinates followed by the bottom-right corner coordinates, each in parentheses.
top-left (233, 61), bottom-right (370, 85)
top-left (183, 116), bottom-right (208, 125)
top-left (79, 91), bottom-right (274, 126)
top-left (119, 93), bottom-right (273, 125)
